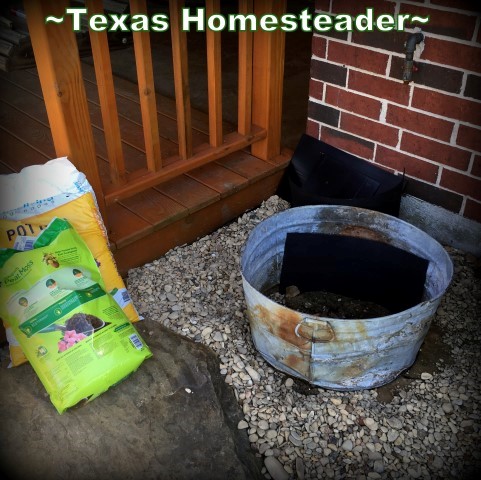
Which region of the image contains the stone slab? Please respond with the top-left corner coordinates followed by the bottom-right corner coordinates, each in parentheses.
top-left (0, 320), bottom-right (261, 480)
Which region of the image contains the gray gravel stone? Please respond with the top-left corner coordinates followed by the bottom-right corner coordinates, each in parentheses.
top-left (295, 457), bottom-right (305, 480)
top-left (213, 331), bottom-right (224, 343)
top-left (264, 456), bottom-right (289, 480)
top-left (442, 402), bottom-right (453, 414)
top-left (289, 433), bottom-right (303, 447)
top-left (386, 417), bottom-right (403, 429)
top-left (258, 419), bottom-right (269, 430)
top-left (246, 366), bottom-right (261, 382)
top-left (342, 439), bottom-right (353, 451)
top-left (238, 420), bottom-right (249, 429)
top-left (373, 459), bottom-right (384, 473)
top-left (285, 378), bottom-right (294, 388)
top-left (364, 418), bottom-right (378, 431)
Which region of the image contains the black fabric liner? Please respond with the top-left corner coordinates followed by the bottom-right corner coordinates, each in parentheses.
top-left (279, 233), bottom-right (429, 314)
top-left (281, 134), bottom-right (404, 216)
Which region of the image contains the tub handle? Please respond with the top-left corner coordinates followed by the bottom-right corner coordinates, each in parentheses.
top-left (295, 317), bottom-right (335, 343)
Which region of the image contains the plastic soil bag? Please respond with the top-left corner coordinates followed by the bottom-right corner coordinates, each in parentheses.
top-left (0, 157), bottom-right (140, 367)
top-left (0, 218), bottom-right (152, 414)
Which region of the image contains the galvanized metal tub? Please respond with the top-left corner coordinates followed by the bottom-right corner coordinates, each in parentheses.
top-left (240, 205), bottom-right (453, 390)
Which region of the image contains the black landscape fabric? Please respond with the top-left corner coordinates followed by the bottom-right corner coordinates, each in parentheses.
top-left (283, 134), bottom-right (404, 216)
top-left (279, 232), bottom-right (429, 314)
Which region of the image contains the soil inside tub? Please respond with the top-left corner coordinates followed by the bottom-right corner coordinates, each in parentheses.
top-left (266, 286), bottom-right (392, 319)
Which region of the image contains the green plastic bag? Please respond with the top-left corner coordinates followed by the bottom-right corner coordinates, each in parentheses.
top-left (0, 218), bottom-right (152, 413)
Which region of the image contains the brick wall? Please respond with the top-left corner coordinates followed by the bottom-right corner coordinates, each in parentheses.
top-left (307, 0), bottom-right (481, 223)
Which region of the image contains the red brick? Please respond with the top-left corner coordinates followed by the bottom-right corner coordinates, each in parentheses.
top-left (412, 88), bottom-right (481, 125)
top-left (310, 78), bottom-right (324, 101)
top-left (422, 37), bottom-right (481, 74)
top-left (341, 112), bottom-right (399, 146)
top-left (324, 85), bottom-right (381, 120)
top-left (471, 155), bottom-right (481, 178)
top-left (375, 145), bottom-right (439, 182)
top-left (465, 74), bottom-right (481, 101)
top-left (401, 132), bottom-right (471, 171)
top-left (390, 56), bottom-right (463, 94)
top-left (440, 169), bottom-right (481, 201)
top-left (399, 3), bottom-right (476, 41)
top-left (386, 104), bottom-right (454, 142)
top-left (464, 198), bottom-right (481, 223)
top-left (311, 59), bottom-right (347, 86)
top-left (331, 0), bottom-right (394, 16)
top-left (321, 126), bottom-right (375, 160)
top-left (457, 125), bottom-right (481, 153)
top-left (352, 30), bottom-right (405, 55)
top-left (327, 41), bottom-right (389, 75)
top-left (348, 70), bottom-right (410, 105)
top-left (306, 119), bottom-right (320, 139)
top-left (308, 101), bottom-right (340, 127)
top-left (315, 0), bottom-right (330, 12)
top-left (312, 35), bottom-right (326, 58)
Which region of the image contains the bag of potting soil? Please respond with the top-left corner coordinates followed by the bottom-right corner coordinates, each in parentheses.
top-left (0, 217), bottom-right (152, 414)
top-left (0, 158), bottom-right (140, 367)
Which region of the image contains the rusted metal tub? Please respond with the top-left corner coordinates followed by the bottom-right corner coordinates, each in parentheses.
top-left (240, 205), bottom-right (453, 390)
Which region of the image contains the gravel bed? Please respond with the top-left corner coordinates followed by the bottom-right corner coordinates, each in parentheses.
top-left (127, 196), bottom-right (481, 480)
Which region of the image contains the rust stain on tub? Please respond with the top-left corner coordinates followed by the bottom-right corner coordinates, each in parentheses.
top-left (250, 304), bottom-right (311, 350)
top-left (327, 322), bottom-right (365, 348)
top-left (340, 362), bottom-right (365, 379)
top-left (298, 320), bottom-right (336, 343)
top-left (348, 320), bottom-right (368, 343)
top-left (284, 353), bottom-right (311, 379)
top-left (284, 353), bottom-right (304, 370)
top-left (339, 225), bottom-right (389, 243)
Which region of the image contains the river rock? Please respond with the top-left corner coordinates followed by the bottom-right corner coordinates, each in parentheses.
top-left (364, 418), bottom-right (378, 431)
top-left (342, 439), bottom-right (353, 451)
top-left (246, 366), bottom-right (261, 382)
top-left (264, 457), bottom-right (289, 480)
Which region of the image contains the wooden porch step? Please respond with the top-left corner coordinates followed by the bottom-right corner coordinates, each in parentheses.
top-left (111, 151), bottom-right (288, 274)
top-left (0, 67), bottom-right (291, 275)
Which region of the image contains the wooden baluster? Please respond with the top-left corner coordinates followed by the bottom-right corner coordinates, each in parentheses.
top-left (130, 0), bottom-right (162, 172)
top-left (206, 0), bottom-right (223, 147)
top-left (251, 0), bottom-right (286, 160)
top-left (24, 0), bottom-right (106, 218)
top-left (237, 0), bottom-right (253, 136)
top-left (170, 0), bottom-right (193, 160)
top-left (86, 0), bottom-right (126, 185)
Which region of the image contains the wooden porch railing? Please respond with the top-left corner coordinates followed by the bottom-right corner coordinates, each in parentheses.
top-left (24, 0), bottom-right (286, 222)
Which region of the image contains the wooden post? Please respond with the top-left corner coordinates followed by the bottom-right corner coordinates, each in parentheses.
top-left (237, 0), bottom-right (253, 136)
top-left (206, 0), bottom-right (223, 147)
top-left (130, 0), bottom-right (162, 172)
top-left (251, 0), bottom-right (286, 161)
top-left (87, 0), bottom-right (126, 185)
top-left (170, 0), bottom-right (193, 160)
top-left (24, 0), bottom-right (106, 217)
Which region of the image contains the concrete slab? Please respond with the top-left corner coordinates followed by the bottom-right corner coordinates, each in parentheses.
top-left (0, 320), bottom-right (262, 480)
top-left (400, 194), bottom-right (481, 256)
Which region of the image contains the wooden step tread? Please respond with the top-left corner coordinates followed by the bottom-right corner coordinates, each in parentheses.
top-left (108, 148), bottom-right (290, 251)
top-left (111, 160), bottom-right (288, 275)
